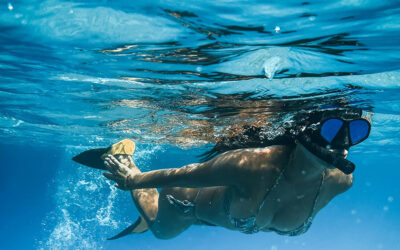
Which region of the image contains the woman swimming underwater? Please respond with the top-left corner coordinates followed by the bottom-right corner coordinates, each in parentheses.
top-left (73, 107), bottom-right (371, 239)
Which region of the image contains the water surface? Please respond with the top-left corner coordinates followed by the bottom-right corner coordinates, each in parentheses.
top-left (1, 0), bottom-right (400, 249)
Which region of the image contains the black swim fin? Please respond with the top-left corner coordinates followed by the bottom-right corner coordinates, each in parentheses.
top-left (108, 216), bottom-right (149, 240)
top-left (72, 147), bottom-right (111, 170)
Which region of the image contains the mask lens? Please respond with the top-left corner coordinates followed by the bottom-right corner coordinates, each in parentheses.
top-left (349, 119), bottom-right (370, 144)
top-left (321, 119), bottom-right (344, 143)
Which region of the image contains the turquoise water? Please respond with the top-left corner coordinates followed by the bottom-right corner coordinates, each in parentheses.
top-left (1, 0), bottom-right (400, 249)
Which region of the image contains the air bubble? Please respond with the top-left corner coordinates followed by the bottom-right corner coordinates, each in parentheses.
top-left (309, 123), bottom-right (318, 130)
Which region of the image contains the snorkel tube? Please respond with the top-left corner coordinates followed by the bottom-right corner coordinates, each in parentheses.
top-left (298, 136), bottom-right (355, 175)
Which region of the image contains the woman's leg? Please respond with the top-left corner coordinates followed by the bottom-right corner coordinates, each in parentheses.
top-left (116, 155), bottom-right (198, 239)
top-left (151, 187), bottom-right (200, 239)
top-left (114, 155), bottom-right (159, 224)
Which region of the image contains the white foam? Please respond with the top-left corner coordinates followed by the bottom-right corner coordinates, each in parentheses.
top-left (40, 144), bottom-right (162, 249)
top-left (96, 181), bottom-right (118, 228)
top-left (42, 209), bottom-right (98, 250)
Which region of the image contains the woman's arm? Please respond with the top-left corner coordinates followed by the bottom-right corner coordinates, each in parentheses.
top-left (131, 154), bottom-right (246, 189)
top-left (103, 146), bottom-right (288, 190)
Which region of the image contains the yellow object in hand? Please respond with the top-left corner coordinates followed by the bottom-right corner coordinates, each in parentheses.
top-left (101, 139), bottom-right (135, 159)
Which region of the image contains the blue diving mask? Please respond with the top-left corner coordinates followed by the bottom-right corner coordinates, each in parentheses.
top-left (320, 118), bottom-right (371, 148)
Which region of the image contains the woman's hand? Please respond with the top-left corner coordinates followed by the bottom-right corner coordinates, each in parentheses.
top-left (103, 155), bottom-right (137, 190)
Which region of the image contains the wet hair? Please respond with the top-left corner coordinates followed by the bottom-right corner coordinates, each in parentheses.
top-left (200, 107), bottom-right (363, 162)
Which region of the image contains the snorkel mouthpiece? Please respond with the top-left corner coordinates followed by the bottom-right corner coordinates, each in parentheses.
top-left (333, 157), bottom-right (355, 175)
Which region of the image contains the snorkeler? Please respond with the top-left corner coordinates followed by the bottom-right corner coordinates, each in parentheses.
top-left (73, 107), bottom-right (371, 239)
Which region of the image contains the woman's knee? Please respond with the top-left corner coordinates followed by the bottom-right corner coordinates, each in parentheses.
top-left (149, 202), bottom-right (193, 239)
top-left (150, 221), bottom-right (182, 239)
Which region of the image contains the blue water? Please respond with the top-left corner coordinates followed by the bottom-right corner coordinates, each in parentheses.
top-left (1, 0), bottom-right (400, 249)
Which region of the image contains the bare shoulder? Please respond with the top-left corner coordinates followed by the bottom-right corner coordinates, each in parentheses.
top-left (208, 145), bottom-right (293, 176)
top-left (324, 168), bottom-right (354, 194)
top-left (215, 145), bottom-right (292, 165)
top-left (315, 169), bottom-right (353, 211)
top-left (204, 145), bottom-right (293, 191)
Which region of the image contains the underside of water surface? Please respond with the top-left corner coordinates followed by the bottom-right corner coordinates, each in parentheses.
top-left (0, 0), bottom-right (400, 249)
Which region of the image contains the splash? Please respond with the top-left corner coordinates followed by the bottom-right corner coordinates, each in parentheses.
top-left (42, 209), bottom-right (97, 249)
top-left (39, 144), bottom-right (161, 249)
